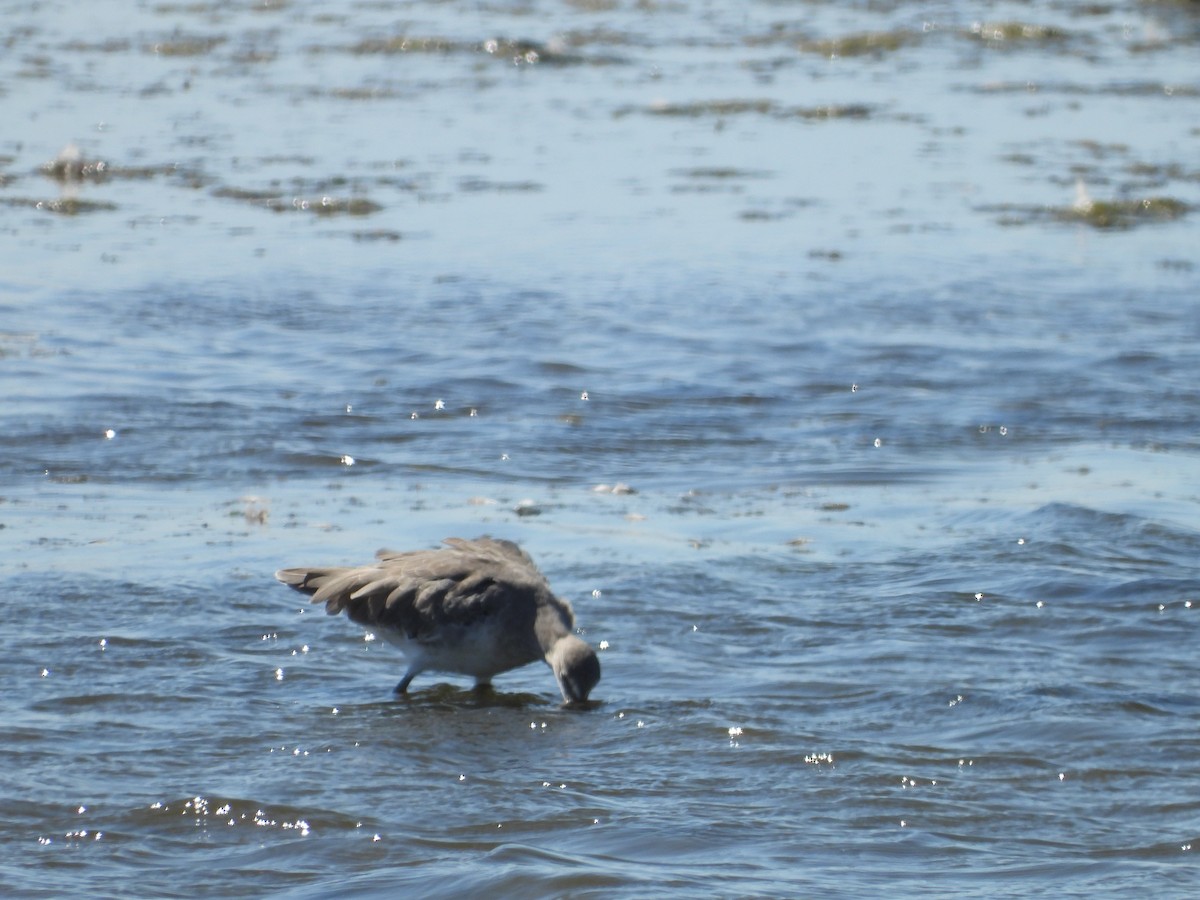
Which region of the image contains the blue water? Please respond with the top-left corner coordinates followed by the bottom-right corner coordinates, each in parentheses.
top-left (3, 0), bottom-right (1199, 896)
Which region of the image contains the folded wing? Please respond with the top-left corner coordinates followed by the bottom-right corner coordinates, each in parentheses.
top-left (275, 537), bottom-right (556, 643)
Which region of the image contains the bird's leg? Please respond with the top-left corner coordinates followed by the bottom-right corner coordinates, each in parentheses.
top-left (395, 669), bottom-right (417, 694)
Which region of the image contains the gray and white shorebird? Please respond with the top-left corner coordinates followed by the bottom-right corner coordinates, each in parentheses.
top-left (275, 537), bottom-right (600, 704)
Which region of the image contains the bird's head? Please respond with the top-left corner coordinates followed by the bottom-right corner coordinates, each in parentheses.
top-left (547, 634), bottom-right (601, 705)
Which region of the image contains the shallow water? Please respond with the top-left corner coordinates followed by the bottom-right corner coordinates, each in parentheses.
top-left (3, 0), bottom-right (1200, 896)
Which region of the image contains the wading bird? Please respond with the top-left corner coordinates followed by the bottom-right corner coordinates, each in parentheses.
top-left (275, 537), bottom-right (600, 704)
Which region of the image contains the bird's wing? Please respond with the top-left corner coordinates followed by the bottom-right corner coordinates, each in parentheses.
top-left (276, 538), bottom-right (550, 642)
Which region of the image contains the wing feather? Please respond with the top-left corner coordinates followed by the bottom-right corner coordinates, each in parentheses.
top-left (276, 536), bottom-right (558, 642)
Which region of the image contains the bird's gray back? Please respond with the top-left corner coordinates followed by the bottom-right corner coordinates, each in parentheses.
top-left (277, 537), bottom-right (573, 646)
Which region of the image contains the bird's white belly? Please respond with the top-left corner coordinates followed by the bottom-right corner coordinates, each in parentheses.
top-left (379, 618), bottom-right (535, 679)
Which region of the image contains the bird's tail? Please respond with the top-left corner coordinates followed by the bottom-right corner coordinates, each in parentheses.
top-left (274, 567), bottom-right (356, 609)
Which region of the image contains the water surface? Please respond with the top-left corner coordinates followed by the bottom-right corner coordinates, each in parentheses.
top-left (2, 0), bottom-right (1199, 896)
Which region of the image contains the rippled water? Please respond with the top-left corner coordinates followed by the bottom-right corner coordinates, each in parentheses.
top-left (3, 0), bottom-right (1199, 896)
